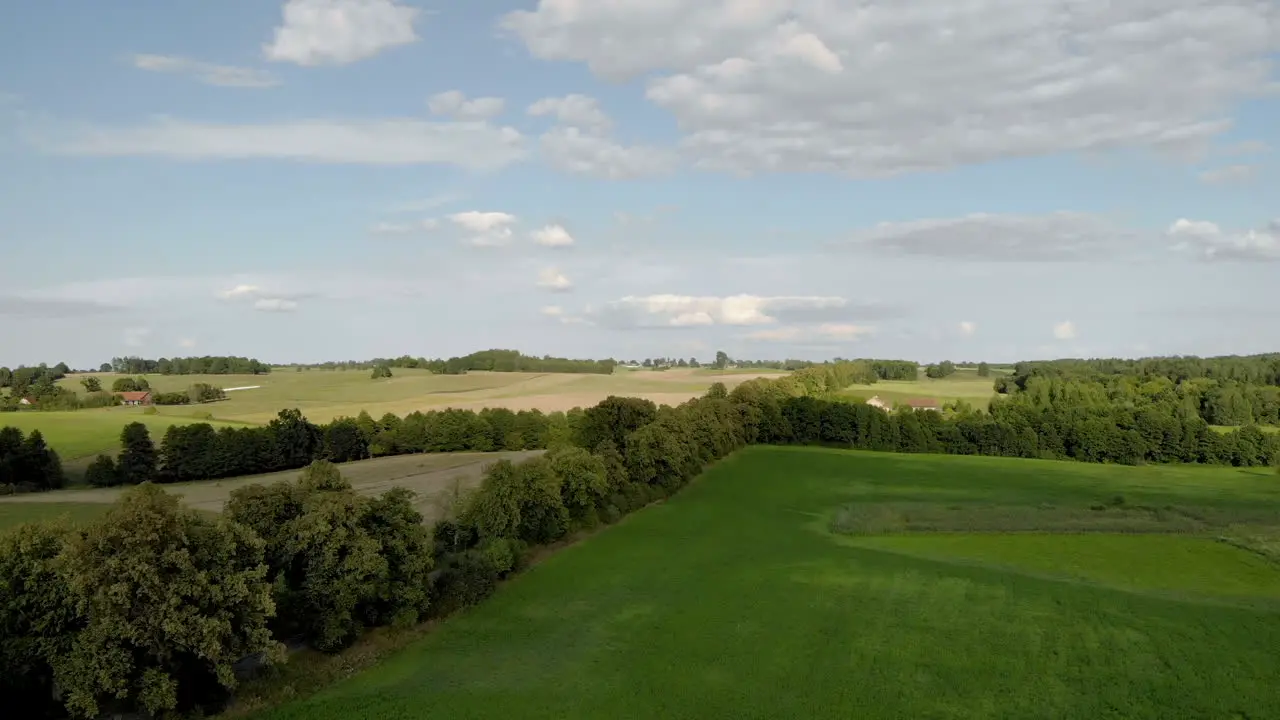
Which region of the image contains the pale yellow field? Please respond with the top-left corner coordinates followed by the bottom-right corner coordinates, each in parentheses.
top-left (0, 450), bottom-right (539, 523)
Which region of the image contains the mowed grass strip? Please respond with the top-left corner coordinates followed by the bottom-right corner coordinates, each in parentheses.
top-left (246, 448), bottom-right (1280, 720)
top-left (845, 533), bottom-right (1280, 599)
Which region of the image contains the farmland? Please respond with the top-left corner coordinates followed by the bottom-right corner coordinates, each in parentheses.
top-left (841, 366), bottom-right (1003, 409)
top-left (0, 450), bottom-right (538, 529)
top-left (247, 447), bottom-right (1280, 720)
top-left (14, 367), bottom-right (780, 467)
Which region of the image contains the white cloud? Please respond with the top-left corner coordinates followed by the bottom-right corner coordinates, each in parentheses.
top-left (40, 117), bottom-right (526, 169)
top-left (598, 294), bottom-right (853, 328)
top-left (537, 267), bottom-right (573, 292)
top-left (959, 320), bottom-right (977, 336)
top-left (527, 94), bottom-right (612, 133)
top-left (220, 284), bottom-right (261, 299)
top-left (744, 323), bottom-right (875, 343)
top-left (428, 91), bottom-right (506, 120)
top-left (177, 338), bottom-right (197, 349)
top-left (265, 0), bottom-right (419, 66)
top-left (504, 0), bottom-right (1279, 176)
top-left (254, 297), bottom-right (299, 313)
top-left (1053, 320), bottom-right (1077, 340)
top-left (539, 126), bottom-right (677, 179)
top-left (450, 211), bottom-right (517, 246)
top-left (531, 224), bottom-right (575, 247)
top-left (838, 212), bottom-right (1136, 261)
top-left (370, 218), bottom-right (438, 234)
top-left (131, 54), bottom-right (279, 88)
top-left (1168, 218), bottom-right (1280, 261)
top-left (218, 283), bottom-right (305, 312)
top-left (1198, 164), bottom-right (1255, 185)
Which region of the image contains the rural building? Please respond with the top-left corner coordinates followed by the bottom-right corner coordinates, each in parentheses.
top-left (18, 397), bottom-right (34, 406)
top-left (117, 391), bottom-right (153, 406)
top-left (866, 396), bottom-right (891, 410)
top-left (905, 397), bottom-right (941, 412)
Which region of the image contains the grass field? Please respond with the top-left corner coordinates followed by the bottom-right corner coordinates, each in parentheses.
top-left (245, 447), bottom-right (1280, 720)
top-left (0, 450), bottom-right (537, 523)
top-left (842, 366), bottom-right (1002, 409)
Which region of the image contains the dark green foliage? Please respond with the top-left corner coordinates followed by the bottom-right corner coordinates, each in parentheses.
top-left (152, 391), bottom-right (191, 405)
top-left (54, 485), bottom-right (281, 718)
top-left (925, 360), bottom-right (957, 378)
top-left (117, 422), bottom-right (157, 484)
top-left (109, 355), bottom-right (270, 375)
top-left (83, 454), bottom-right (120, 488)
top-left (225, 461), bottom-right (432, 653)
top-left (110, 376), bottom-right (150, 393)
top-left (188, 382), bottom-right (226, 403)
top-left (575, 395), bottom-right (657, 451)
top-left (79, 376), bottom-right (101, 393)
top-left (0, 429), bottom-right (64, 491)
top-left (371, 364), bottom-right (393, 379)
top-left (0, 521), bottom-right (80, 718)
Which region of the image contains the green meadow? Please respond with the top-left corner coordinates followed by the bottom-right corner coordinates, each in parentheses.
top-left (841, 366), bottom-right (1004, 409)
top-left (247, 447), bottom-right (1280, 720)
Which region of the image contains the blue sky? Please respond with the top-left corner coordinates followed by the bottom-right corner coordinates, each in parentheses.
top-left (1, 0), bottom-right (1277, 368)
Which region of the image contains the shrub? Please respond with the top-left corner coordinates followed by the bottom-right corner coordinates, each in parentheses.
top-left (83, 454), bottom-right (119, 488)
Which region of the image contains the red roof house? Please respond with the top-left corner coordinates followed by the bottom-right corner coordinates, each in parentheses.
top-left (117, 391), bottom-right (153, 406)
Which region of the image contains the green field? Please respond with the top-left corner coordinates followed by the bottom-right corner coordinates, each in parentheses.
top-left (247, 448), bottom-right (1280, 719)
top-left (842, 366), bottom-right (1003, 409)
top-left (0, 502), bottom-right (112, 531)
top-left (0, 411), bottom-right (249, 469)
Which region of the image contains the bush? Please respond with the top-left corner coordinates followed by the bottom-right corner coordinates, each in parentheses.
top-left (83, 454), bottom-right (119, 488)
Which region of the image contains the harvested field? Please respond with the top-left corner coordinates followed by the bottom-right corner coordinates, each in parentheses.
top-left (0, 450), bottom-right (539, 522)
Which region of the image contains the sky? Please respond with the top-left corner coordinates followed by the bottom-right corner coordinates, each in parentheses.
top-left (1, 0), bottom-right (1278, 369)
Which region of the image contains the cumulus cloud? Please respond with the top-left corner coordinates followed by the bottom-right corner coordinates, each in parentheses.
top-left (539, 126), bottom-right (677, 179)
top-left (1053, 320), bottom-right (1077, 340)
top-left (503, 0), bottom-right (1279, 176)
top-left (265, 0), bottom-right (419, 66)
top-left (531, 223), bottom-right (575, 247)
top-left (131, 54), bottom-right (279, 88)
top-left (369, 218), bottom-right (438, 234)
top-left (537, 267), bottom-right (573, 292)
top-left (219, 283), bottom-right (305, 312)
top-left (838, 212), bottom-right (1135, 261)
top-left (959, 320), bottom-right (977, 336)
top-left (37, 117), bottom-right (526, 169)
top-left (428, 91), bottom-right (506, 120)
top-left (1168, 218), bottom-right (1280, 261)
top-left (1198, 164), bottom-right (1255, 185)
top-left (527, 94), bottom-right (612, 133)
top-left (450, 211), bottom-right (517, 246)
top-left (596, 294), bottom-right (865, 329)
top-left (744, 323), bottom-right (875, 343)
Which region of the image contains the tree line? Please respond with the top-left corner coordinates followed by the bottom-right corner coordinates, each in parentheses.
top-left (5, 360), bottom-right (1280, 717)
top-left (0, 427), bottom-right (64, 492)
top-left (995, 355), bottom-right (1280, 428)
top-left (289, 349), bottom-right (617, 375)
top-left (106, 355), bottom-right (271, 375)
